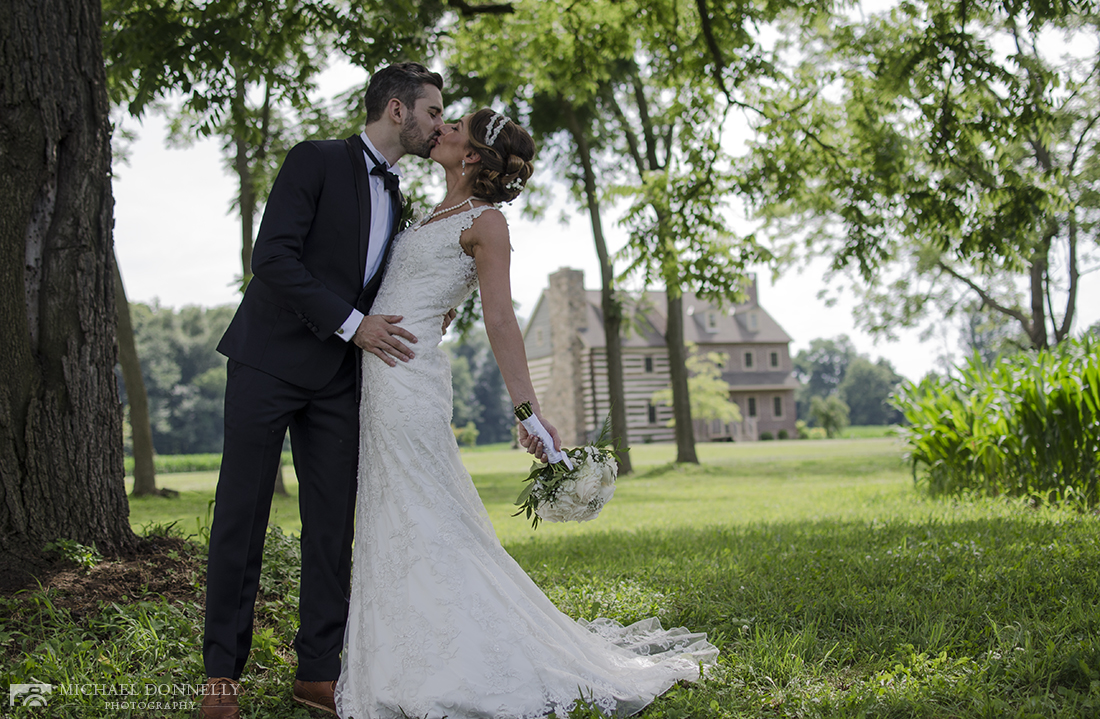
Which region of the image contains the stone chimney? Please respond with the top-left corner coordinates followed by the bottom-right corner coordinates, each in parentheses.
top-left (542, 268), bottom-right (588, 446)
top-left (745, 272), bottom-right (758, 307)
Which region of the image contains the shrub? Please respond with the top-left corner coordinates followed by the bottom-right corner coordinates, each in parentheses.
top-left (453, 421), bottom-right (480, 447)
top-left (892, 337), bottom-right (1099, 507)
top-left (795, 420), bottom-right (810, 440)
top-left (124, 451), bottom-right (295, 475)
top-left (759, 431), bottom-right (774, 441)
top-left (810, 395), bottom-right (850, 438)
top-left (777, 429), bottom-right (789, 440)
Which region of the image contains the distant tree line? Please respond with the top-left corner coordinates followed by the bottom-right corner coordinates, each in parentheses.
top-left (793, 336), bottom-right (905, 428)
top-left (118, 303), bottom-right (234, 455)
top-left (445, 328), bottom-right (513, 446)
top-left (118, 303), bottom-right (511, 455)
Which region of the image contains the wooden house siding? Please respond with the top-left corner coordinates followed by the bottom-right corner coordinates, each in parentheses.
top-left (526, 269), bottom-right (800, 443)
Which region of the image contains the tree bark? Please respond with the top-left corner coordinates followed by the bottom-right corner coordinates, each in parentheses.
top-left (665, 292), bottom-right (698, 463)
top-left (561, 101), bottom-right (632, 473)
top-left (0, 0), bottom-right (138, 557)
top-left (232, 72), bottom-right (255, 289)
top-left (112, 254), bottom-right (158, 496)
top-left (619, 77), bottom-right (697, 461)
top-left (1055, 212), bottom-right (1078, 344)
top-left (232, 73), bottom-right (287, 495)
top-left (1028, 238), bottom-right (1050, 349)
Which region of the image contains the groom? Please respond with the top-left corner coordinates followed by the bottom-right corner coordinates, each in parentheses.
top-left (200, 63), bottom-right (445, 719)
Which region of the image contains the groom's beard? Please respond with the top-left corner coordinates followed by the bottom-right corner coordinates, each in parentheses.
top-left (401, 116), bottom-right (436, 159)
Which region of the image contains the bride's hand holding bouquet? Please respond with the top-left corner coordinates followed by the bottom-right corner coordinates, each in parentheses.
top-left (513, 403), bottom-right (621, 529)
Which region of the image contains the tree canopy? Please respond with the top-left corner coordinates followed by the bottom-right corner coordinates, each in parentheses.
top-left (742, 0), bottom-right (1099, 350)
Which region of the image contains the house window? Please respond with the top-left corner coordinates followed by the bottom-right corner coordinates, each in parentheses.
top-left (647, 402), bottom-right (658, 424)
top-left (744, 351), bottom-right (754, 369)
top-left (747, 397), bottom-right (757, 418)
top-left (706, 311), bottom-right (718, 332)
top-left (535, 328), bottom-right (544, 345)
top-left (770, 351), bottom-right (779, 368)
top-left (773, 396), bottom-right (783, 418)
top-left (644, 356), bottom-right (653, 373)
top-left (749, 312), bottom-right (758, 330)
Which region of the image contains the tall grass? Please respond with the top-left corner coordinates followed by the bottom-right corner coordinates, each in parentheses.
top-left (892, 336), bottom-right (1100, 507)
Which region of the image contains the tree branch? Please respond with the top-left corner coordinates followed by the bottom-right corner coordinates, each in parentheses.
top-left (936, 259), bottom-right (1031, 327)
top-left (694, 0), bottom-right (732, 103)
top-left (1056, 210), bottom-right (1078, 343)
top-left (447, 0), bottom-right (514, 14)
top-left (629, 66), bottom-right (661, 171)
top-left (606, 91), bottom-right (646, 177)
top-left (1068, 111), bottom-right (1100, 175)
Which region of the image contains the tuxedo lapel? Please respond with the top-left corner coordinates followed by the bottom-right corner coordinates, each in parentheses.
top-left (344, 135), bottom-right (372, 287)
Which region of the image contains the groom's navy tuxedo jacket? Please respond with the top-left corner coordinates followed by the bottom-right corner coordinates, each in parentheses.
top-left (217, 135), bottom-right (398, 391)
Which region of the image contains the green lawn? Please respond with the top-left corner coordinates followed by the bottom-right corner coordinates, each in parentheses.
top-left (128, 438), bottom-right (913, 542)
top-left (8, 437), bottom-right (1099, 717)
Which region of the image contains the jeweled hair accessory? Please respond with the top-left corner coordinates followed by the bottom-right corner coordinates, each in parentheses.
top-left (506, 177), bottom-right (524, 192)
top-left (484, 113), bottom-right (509, 146)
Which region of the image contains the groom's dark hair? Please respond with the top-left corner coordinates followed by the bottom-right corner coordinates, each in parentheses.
top-left (364, 63), bottom-right (444, 123)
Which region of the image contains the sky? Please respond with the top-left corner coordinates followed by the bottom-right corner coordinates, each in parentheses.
top-left (112, 64), bottom-right (1100, 384)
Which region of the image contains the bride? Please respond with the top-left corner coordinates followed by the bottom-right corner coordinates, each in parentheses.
top-left (334, 109), bottom-right (718, 719)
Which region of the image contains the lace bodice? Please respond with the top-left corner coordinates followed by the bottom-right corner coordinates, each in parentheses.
top-left (335, 204), bottom-right (718, 719)
top-left (369, 207), bottom-right (489, 351)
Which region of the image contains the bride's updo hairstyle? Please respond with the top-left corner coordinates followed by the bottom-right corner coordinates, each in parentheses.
top-left (468, 108), bottom-right (535, 203)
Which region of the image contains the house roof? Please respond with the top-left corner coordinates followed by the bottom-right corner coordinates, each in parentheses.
top-left (576, 290), bottom-right (793, 349)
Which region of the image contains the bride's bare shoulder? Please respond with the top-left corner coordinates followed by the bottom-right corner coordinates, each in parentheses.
top-left (461, 206), bottom-right (509, 257)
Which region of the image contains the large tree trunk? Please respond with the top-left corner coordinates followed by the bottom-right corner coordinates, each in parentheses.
top-left (665, 292), bottom-right (698, 464)
top-left (112, 254), bottom-right (158, 496)
top-left (618, 72), bottom-right (697, 463)
top-left (0, 0), bottom-right (138, 558)
top-left (233, 72), bottom-right (256, 289)
top-left (232, 76), bottom-right (287, 495)
top-left (561, 101), bottom-right (632, 473)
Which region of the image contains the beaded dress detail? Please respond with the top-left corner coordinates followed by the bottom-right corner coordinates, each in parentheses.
top-left (334, 207), bottom-right (718, 719)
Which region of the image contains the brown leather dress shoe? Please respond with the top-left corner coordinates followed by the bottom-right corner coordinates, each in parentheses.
top-left (198, 677), bottom-right (241, 719)
top-left (292, 679), bottom-right (337, 715)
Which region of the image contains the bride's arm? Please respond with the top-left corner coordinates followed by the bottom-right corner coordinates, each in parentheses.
top-left (465, 210), bottom-right (562, 457)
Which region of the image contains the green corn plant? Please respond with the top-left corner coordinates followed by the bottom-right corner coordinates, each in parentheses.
top-left (892, 337), bottom-right (1099, 507)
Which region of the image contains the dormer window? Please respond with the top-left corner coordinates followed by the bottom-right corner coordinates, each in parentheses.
top-left (705, 311), bottom-right (719, 332)
top-left (748, 312), bottom-right (758, 331)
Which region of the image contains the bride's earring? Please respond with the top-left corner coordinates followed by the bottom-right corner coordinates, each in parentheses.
top-left (461, 158), bottom-right (466, 177)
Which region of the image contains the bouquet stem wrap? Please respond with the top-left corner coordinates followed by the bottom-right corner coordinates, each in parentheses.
top-left (514, 402), bottom-right (574, 470)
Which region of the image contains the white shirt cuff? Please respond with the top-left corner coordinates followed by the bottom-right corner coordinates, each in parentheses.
top-left (336, 309), bottom-right (364, 342)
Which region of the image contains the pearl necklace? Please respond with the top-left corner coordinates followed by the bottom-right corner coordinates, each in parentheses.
top-left (421, 197), bottom-right (475, 224)
top-left (418, 196), bottom-right (499, 227)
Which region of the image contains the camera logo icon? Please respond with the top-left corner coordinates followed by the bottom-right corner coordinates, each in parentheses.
top-left (9, 683), bottom-right (52, 707)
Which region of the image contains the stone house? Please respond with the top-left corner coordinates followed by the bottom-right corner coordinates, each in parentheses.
top-left (523, 268), bottom-right (799, 445)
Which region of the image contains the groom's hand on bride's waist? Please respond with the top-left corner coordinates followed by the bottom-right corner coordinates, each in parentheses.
top-left (354, 314), bottom-right (418, 366)
top-left (441, 308), bottom-right (457, 335)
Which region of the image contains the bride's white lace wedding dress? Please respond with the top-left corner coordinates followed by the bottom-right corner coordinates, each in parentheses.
top-left (334, 207), bottom-right (718, 719)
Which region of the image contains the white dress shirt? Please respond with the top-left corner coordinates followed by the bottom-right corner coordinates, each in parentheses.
top-left (336, 132), bottom-right (402, 341)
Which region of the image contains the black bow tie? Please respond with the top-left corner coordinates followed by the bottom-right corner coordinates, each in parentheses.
top-left (362, 141), bottom-right (400, 193)
top-left (370, 164), bottom-right (400, 193)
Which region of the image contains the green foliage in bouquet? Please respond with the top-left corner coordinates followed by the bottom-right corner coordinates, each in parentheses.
top-left (514, 413), bottom-right (622, 529)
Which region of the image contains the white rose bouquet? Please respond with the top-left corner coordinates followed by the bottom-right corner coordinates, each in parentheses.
top-left (513, 403), bottom-right (621, 529)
